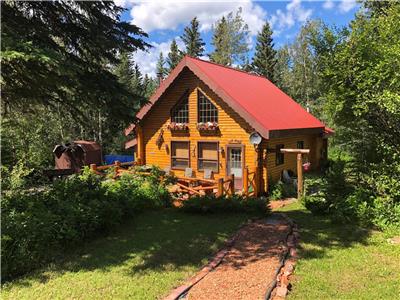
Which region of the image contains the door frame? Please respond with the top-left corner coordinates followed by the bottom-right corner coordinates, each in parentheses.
top-left (225, 144), bottom-right (245, 190)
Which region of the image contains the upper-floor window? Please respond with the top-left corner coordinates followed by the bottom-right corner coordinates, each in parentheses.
top-left (198, 90), bottom-right (218, 123)
top-left (171, 92), bottom-right (189, 123)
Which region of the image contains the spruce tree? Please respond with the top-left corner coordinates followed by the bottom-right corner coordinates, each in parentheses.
top-left (1, 1), bottom-right (149, 122)
top-left (209, 16), bottom-right (231, 65)
top-left (167, 39), bottom-right (183, 71)
top-left (143, 74), bottom-right (157, 98)
top-left (209, 8), bottom-right (250, 66)
top-left (114, 52), bottom-right (133, 91)
top-left (131, 64), bottom-right (143, 94)
top-left (156, 52), bottom-right (168, 78)
top-left (252, 22), bottom-right (277, 82)
top-left (181, 17), bottom-right (205, 57)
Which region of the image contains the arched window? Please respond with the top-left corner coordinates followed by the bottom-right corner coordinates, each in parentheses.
top-left (198, 90), bottom-right (218, 123)
top-left (171, 92), bottom-right (189, 123)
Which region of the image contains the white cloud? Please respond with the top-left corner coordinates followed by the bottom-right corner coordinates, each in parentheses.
top-left (323, 0), bottom-right (335, 10)
top-left (339, 0), bottom-right (357, 13)
top-left (122, 0), bottom-right (266, 37)
top-left (269, 0), bottom-right (313, 31)
top-left (131, 37), bottom-right (185, 77)
top-left (119, 0), bottom-right (315, 76)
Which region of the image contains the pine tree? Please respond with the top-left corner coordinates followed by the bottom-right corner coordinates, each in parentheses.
top-left (252, 22), bottom-right (277, 82)
top-left (167, 39), bottom-right (183, 71)
top-left (209, 8), bottom-right (250, 66)
top-left (2, 1), bottom-right (149, 122)
top-left (156, 52), bottom-right (168, 78)
top-left (131, 64), bottom-right (143, 93)
top-left (143, 74), bottom-right (157, 98)
top-left (114, 52), bottom-right (133, 91)
top-left (210, 16), bottom-right (231, 65)
top-left (181, 17), bottom-right (205, 57)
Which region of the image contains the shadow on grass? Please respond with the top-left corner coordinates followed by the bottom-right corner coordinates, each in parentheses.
top-left (7, 209), bottom-right (252, 288)
top-left (280, 204), bottom-right (372, 260)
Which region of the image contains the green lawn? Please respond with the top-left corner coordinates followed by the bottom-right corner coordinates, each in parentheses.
top-left (2, 210), bottom-right (251, 300)
top-left (278, 201), bottom-right (400, 299)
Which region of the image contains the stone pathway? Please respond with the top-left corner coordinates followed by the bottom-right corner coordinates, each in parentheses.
top-left (185, 216), bottom-right (290, 300)
top-left (164, 200), bottom-right (299, 300)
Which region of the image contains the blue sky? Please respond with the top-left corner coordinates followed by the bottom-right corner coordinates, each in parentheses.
top-left (116, 0), bottom-right (360, 76)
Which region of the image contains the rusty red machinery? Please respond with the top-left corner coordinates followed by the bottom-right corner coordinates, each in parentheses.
top-left (44, 140), bottom-right (102, 179)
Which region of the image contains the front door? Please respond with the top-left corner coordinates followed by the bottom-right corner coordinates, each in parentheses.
top-left (226, 146), bottom-right (244, 190)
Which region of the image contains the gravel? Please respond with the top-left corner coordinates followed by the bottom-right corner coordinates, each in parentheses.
top-left (186, 218), bottom-right (290, 300)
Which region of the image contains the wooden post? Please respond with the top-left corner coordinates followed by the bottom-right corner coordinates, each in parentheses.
top-left (217, 178), bottom-right (224, 197)
top-left (264, 150), bottom-right (269, 194)
top-left (229, 174), bottom-right (235, 195)
top-left (254, 166), bottom-right (259, 197)
top-left (136, 125), bottom-right (144, 165)
top-left (297, 153), bottom-right (303, 199)
top-left (243, 167), bottom-right (249, 196)
top-left (90, 164), bottom-right (97, 172)
top-left (114, 161), bottom-right (121, 177)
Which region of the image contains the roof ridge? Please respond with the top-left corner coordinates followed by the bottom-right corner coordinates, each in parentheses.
top-left (185, 55), bottom-right (272, 81)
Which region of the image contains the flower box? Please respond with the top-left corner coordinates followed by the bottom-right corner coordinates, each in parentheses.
top-left (197, 122), bottom-right (219, 131)
top-left (167, 122), bottom-right (189, 131)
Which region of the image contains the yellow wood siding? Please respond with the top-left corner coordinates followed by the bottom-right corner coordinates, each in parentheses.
top-left (261, 134), bottom-right (324, 186)
top-left (140, 68), bottom-right (257, 181)
top-left (137, 67), bottom-right (325, 193)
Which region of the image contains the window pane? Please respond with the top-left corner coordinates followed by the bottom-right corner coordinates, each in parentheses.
top-left (199, 142), bottom-right (218, 160)
top-left (171, 93), bottom-right (189, 123)
top-left (199, 160), bottom-right (218, 172)
top-left (297, 141), bottom-right (304, 149)
top-left (172, 158), bottom-right (189, 168)
top-left (198, 91), bottom-right (218, 123)
top-left (172, 142), bottom-right (189, 158)
top-left (276, 144), bottom-right (284, 165)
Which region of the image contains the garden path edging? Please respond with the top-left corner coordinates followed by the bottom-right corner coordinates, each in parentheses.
top-left (266, 213), bottom-right (299, 300)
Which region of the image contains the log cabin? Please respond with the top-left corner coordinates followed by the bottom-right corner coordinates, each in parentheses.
top-left (124, 56), bottom-right (333, 194)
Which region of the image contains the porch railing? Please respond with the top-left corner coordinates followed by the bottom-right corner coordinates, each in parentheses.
top-left (89, 162), bottom-right (257, 198)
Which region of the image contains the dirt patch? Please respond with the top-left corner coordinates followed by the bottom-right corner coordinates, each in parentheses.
top-left (185, 216), bottom-right (291, 300)
top-left (269, 198), bottom-right (297, 211)
top-left (387, 236), bottom-right (400, 245)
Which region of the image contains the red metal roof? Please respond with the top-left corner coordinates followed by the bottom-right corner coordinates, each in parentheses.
top-left (127, 56), bottom-right (327, 138)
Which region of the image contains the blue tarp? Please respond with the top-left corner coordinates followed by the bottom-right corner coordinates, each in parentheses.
top-left (104, 155), bottom-right (134, 165)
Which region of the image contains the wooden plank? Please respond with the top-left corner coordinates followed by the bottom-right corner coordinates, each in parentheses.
top-left (280, 148), bottom-right (310, 154)
top-left (177, 182), bottom-right (201, 195)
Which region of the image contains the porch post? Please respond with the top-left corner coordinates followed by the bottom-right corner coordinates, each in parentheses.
top-left (297, 153), bottom-right (303, 198)
top-left (243, 167), bottom-right (249, 196)
top-left (136, 125), bottom-right (145, 165)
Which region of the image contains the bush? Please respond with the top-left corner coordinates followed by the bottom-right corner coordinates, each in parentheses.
top-left (268, 180), bottom-right (296, 200)
top-left (180, 194), bottom-right (270, 215)
top-left (302, 159), bottom-right (400, 232)
top-left (1, 168), bottom-right (171, 281)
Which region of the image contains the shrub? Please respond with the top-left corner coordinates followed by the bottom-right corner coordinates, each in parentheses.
top-left (268, 180), bottom-right (296, 200)
top-left (302, 158), bottom-right (400, 232)
top-left (1, 168), bottom-right (171, 281)
top-left (180, 194), bottom-right (270, 215)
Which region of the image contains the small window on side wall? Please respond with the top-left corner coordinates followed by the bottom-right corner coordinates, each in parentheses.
top-left (198, 142), bottom-right (219, 172)
top-left (297, 141), bottom-right (304, 149)
top-left (171, 141), bottom-right (190, 169)
top-left (276, 144), bottom-right (284, 165)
